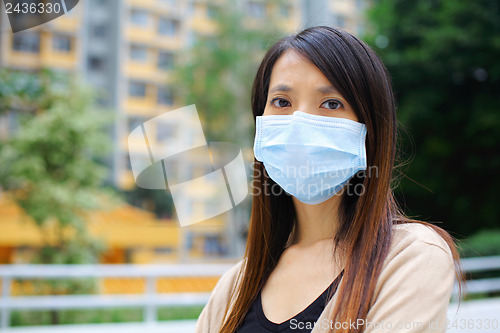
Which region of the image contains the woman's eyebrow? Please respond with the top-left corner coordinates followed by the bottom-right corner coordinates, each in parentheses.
top-left (317, 85), bottom-right (339, 94)
top-left (269, 84), bottom-right (292, 93)
top-left (269, 84), bottom-right (340, 95)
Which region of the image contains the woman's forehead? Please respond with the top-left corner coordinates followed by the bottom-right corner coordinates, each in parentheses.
top-left (269, 49), bottom-right (340, 95)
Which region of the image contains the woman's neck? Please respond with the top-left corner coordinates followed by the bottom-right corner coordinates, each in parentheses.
top-left (288, 194), bottom-right (342, 248)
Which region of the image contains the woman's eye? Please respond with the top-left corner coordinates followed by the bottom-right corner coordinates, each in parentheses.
top-left (321, 99), bottom-right (343, 110)
top-left (270, 98), bottom-right (291, 108)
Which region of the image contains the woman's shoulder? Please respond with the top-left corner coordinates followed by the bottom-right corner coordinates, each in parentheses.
top-left (389, 221), bottom-right (454, 263)
top-left (364, 222), bottom-right (457, 331)
top-left (375, 221), bottom-right (456, 298)
top-left (376, 221), bottom-right (456, 294)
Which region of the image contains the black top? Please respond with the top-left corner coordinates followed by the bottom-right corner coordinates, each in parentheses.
top-left (237, 270), bottom-right (344, 333)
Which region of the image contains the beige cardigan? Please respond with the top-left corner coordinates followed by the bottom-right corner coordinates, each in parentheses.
top-left (195, 223), bottom-right (455, 332)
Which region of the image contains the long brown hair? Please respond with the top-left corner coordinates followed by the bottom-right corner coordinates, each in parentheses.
top-left (219, 26), bottom-right (463, 333)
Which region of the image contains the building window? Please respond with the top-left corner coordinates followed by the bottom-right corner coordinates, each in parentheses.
top-left (246, 1), bottom-right (265, 18)
top-left (158, 17), bottom-right (178, 36)
top-left (158, 51), bottom-right (174, 70)
top-left (129, 81), bottom-right (147, 98)
top-left (130, 9), bottom-right (149, 27)
top-left (128, 116), bottom-right (145, 133)
top-left (186, 232), bottom-right (193, 250)
top-left (52, 34), bottom-right (72, 52)
top-left (88, 56), bottom-right (104, 71)
top-left (91, 24), bottom-right (107, 38)
top-left (12, 32), bottom-right (40, 53)
top-left (130, 45), bottom-right (148, 62)
top-left (157, 87), bottom-right (173, 105)
top-left (204, 235), bottom-right (224, 256)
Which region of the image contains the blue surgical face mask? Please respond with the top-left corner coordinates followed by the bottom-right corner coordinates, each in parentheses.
top-left (254, 111), bottom-right (367, 205)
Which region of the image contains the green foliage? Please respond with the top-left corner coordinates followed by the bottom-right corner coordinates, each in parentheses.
top-left (123, 187), bottom-right (174, 219)
top-left (0, 68), bottom-right (55, 114)
top-left (10, 306), bottom-right (204, 326)
top-left (172, 0), bottom-right (284, 145)
top-left (0, 68), bottom-right (114, 265)
top-left (459, 229), bottom-right (500, 258)
top-left (158, 305), bottom-right (203, 320)
top-left (10, 308), bottom-right (143, 326)
top-left (365, 0), bottom-right (500, 236)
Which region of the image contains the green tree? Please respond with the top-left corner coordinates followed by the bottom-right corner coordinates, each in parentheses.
top-left (0, 68), bottom-right (116, 324)
top-left (365, 0), bottom-right (500, 237)
top-left (0, 68), bottom-right (113, 265)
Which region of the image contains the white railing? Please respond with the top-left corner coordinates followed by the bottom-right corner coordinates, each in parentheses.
top-left (453, 255), bottom-right (500, 298)
top-left (0, 262), bottom-right (237, 329)
top-left (0, 256), bottom-right (499, 330)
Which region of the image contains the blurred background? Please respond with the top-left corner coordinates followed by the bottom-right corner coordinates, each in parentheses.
top-left (0, 0), bottom-right (498, 331)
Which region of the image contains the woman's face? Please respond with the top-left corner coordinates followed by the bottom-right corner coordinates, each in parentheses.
top-left (263, 49), bottom-right (359, 122)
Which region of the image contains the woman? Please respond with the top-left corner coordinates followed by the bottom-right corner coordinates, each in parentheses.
top-left (196, 26), bottom-right (463, 333)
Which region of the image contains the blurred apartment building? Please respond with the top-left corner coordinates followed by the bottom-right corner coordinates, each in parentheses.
top-left (0, 0), bottom-right (368, 263)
